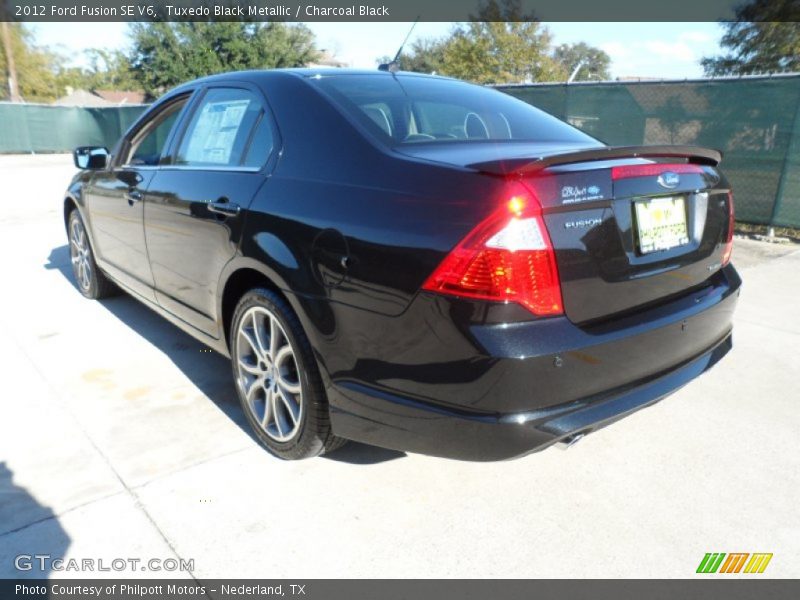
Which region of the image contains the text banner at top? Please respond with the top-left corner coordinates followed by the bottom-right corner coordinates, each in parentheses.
top-left (1, 0), bottom-right (786, 23)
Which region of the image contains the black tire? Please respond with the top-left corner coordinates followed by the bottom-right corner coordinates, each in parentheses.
top-left (230, 287), bottom-right (347, 459)
top-left (67, 209), bottom-right (118, 299)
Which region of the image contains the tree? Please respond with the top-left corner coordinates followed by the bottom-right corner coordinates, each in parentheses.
top-left (83, 49), bottom-right (139, 90)
top-left (702, 0), bottom-right (800, 75)
top-left (443, 0), bottom-right (566, 83)
top-left (378, 37), bottom-right (448, 74)
top-left (385, 0), bottom-right (592, 84)
top-left (393, 0), bottom-right (565, 83)
top-left (553, 42), bottom-right (611, 81)
top-left (439, 21), bottom-right (564, 84)
top-left (128, 22), bottom-right (319, 99)
top-left (53, 49), bottom-right (140, 96)
top-left (0, 23), bottom-right (63, 102)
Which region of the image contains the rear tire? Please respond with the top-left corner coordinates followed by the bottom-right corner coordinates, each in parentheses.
top-left (67, 209), bottom-right (117, 299)
top-left (230, 288), bottom-right (347, 459)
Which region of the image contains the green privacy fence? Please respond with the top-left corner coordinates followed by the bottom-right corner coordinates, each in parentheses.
top-left (498, 74), bottom-right (800, 228)
top-left (0, 103), bottom-right (147, 155)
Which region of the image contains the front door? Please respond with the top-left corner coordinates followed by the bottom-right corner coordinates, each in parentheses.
top-left (84, 97), bottom-right (190, 300)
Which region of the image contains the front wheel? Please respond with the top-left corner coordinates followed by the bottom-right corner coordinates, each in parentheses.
top-left (68, 210), bottom-right (117, 299)
top-left (230, 288), bottom-right (347, 459)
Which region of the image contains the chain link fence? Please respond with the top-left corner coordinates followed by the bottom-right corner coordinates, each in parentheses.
top-left (499, 74), bottom-right (800, 228)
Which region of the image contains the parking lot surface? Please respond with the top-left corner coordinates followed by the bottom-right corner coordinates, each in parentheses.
top-left (1, 154), bottom-right (798, 578)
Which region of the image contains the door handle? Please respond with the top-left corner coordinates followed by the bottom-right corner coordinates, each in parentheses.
top-left (125, 190), bottom-right (143, 205)
top-left (208, 200), bottom-right (241, 217)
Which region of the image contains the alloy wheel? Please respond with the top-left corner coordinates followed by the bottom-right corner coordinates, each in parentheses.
top-left (235, 306), bottom-right (304, 442)
top-left (70, 217), bottom-right (92, 292)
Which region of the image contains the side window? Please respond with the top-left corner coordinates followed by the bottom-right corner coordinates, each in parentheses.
top-left (176, 88), bottom-right (271, 168)
top-left (242, 113), bottom-right (274, 168)
top-left (126, 99), bottom-right (187, 166)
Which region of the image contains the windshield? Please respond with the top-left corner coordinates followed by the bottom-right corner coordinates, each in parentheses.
top-left (311, 74), bottom-right (597, 146)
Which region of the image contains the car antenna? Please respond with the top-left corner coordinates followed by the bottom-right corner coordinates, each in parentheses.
top-left (378, 18), bottom-right (419, 73)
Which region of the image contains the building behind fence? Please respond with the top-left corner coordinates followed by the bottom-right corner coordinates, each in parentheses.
top-left (499, 74), bottom-right (800, 228)
top-left (1, 73), bottom-right (799, 227)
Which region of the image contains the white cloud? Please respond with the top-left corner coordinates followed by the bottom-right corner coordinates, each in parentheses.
top-left (680, 31), bottom-right (714, 43)
top-left (600, 41), bottom-right (630, 60)
top-left (599, 29), bottom-right (718, 79)
top-left (644, 40), bottom-right (695, 62)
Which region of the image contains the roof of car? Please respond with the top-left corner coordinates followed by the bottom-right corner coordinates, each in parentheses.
top-left (162, 68), bottom-right (459, 104)
top-left (178, 68), bottom-right (449, 87)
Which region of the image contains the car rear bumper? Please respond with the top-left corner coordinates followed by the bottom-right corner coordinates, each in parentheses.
top-left (327, 265), bottom-right (740, 461)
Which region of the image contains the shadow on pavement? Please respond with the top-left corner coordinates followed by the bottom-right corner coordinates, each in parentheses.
top-left (45, 244), bottom-right (405, 465)
top-left (0, 462), bottom-right (71, 578)
top-left (323, 442), bottom-right (406, 464)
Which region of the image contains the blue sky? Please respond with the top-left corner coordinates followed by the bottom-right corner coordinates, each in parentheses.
top-left (31, 21), bottom-right (725, 80)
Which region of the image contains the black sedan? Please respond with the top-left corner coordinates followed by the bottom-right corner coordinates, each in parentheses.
top-left (64, 69), bottom-right (740, 460)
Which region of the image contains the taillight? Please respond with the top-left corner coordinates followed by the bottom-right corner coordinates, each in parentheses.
top-left (611, 163), bottom-right (704, 180)
top-left (421, 181), bottom-right (563, 316)
top-left (722, 191), bottom-right (734, 266)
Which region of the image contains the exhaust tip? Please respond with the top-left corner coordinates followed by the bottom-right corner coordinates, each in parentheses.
top-left (555, 432), bottom-right (586, 451)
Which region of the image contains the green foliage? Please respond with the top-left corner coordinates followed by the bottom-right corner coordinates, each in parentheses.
top-left (83, 49), bottom-right (139, 91)
top-left (54, 49), bottom-right (139, 96)
top-left (702, 0), bottom-right (800, 75)
top-left (440, 21), bottom-right (566, 84)
top-left (128, 22), bottom-right (319, 99)
top-left (0, 24), bottom-right (63, 102)
top-left (553, 42), bottom-right (611, 81)
top-left (379, 37), bottom-right (448, 74)
top-left (387, 0), bottom-right (611, 84)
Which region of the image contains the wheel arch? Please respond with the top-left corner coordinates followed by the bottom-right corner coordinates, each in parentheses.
top-left (63, 193), bottom-right (80, 229)
top-left (218, 260), bottom-right (294, 353)
top-left (63, 192), bottom-right (99, 252)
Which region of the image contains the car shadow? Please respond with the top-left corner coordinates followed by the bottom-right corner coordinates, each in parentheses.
top-left (0, 462), bottom-right (71, 579)
top-left (45, 244), bottom-right (405, 465)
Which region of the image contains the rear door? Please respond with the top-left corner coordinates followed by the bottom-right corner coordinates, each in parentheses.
top-left (145, 85), bottom-right (277, 336)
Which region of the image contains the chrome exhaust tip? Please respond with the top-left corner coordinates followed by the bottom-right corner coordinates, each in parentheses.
top-left (555, 432), bottom-right (585, 451)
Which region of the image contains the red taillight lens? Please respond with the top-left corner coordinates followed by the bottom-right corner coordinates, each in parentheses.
top-left (722, 191), bottom-right (734, 266)
top-left (421, 182), bottom-right (563, 316)
top-left (611, 163), bottom-right (704, 180)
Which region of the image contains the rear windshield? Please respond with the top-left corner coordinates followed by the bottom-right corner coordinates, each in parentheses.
top-left (311, 74), bottom-right (597, 146)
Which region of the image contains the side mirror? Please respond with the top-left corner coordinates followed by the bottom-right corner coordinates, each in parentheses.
top-left (73, 146), bottom-right (109, 170)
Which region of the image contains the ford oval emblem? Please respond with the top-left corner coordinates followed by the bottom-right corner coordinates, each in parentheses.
top-left (658, 171), bottom-right (680, 189)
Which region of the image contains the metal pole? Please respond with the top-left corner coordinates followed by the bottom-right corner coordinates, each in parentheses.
top-left (567, 60), bottom-right (585, 84)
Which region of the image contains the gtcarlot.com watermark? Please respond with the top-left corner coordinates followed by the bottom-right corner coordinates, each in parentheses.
top-left (15, 554), bottom-right (194, 573)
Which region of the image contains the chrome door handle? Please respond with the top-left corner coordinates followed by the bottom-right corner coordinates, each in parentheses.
top-left (125, 190), bottom-right (143, 205)
top-left (208, 201), bottom-right (241, 217)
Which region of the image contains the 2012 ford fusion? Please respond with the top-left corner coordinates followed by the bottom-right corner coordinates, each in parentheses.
top-left (64, 69), bottom-right (740, 460)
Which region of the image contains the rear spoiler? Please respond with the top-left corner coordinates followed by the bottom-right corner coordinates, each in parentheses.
top-left (467, 145), bottom-right (722, 175)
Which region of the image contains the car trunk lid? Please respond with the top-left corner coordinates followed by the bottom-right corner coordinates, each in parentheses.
top-left (405, 143), bottom-right (731, 324)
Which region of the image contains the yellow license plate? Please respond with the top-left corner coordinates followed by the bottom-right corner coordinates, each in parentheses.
top-left (635, 196), bottom-right (689, 254)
